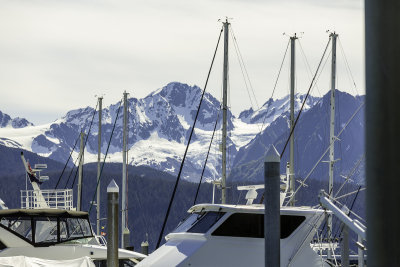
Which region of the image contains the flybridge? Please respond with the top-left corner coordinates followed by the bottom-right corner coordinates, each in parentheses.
top-left (20, 152), bottom-right (74, 210)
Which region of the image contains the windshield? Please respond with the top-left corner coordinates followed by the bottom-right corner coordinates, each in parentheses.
top-left (173, 211), bottom-right (225, 234)
top-left (0, 214), bottom-right (93, 246)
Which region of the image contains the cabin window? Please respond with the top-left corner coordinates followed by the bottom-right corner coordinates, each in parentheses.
top-left (172, 214), bottom-right (199, 233)
top-left (34, 217), bottom-right (58, 243)
top-left (187, 212), bottom-right (225, 233)
top-left (212, 213), bottom-right (263, 238)
top-left (60, 220), bottom-right (68, 241)
top-left (173, 212), bottom-right (225, 234)
top-left (63, 218), bottom-right (92, 239)
top-left (0, 240), bottom-right (7, 250)
top-left (281, 215), bottom-right (306, 238)
top-left (0, 217), bottom-right (33, 241)
top-left (212, 213), bottom-right (305, 239)
top-left (0, 214), bottom-right (93, 246)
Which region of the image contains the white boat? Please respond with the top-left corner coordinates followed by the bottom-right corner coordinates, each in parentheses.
top-left (0, 208), bottom-right (145, 266)
top-left (0, 152), bottom-right (146, 266)
top-left (138, 22), bottom-right (366, 267)
top-left (137, 203), bottom-right (328, 267)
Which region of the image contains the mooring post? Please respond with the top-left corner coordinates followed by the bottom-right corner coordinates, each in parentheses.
top-left (357, 235), bottom-right (365, 267)
top-left (264, 145), bottom-right (280, 267)
top-left (366, 0), bottom-right (400, 265)
top-left (141, 240), bottom-right (149, 255)
top-left (341, 224), bottom-right (349, 267)
top-left (107, 179), bottom-right (119, 267)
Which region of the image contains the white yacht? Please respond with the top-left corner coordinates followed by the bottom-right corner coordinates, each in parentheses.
top-left (0, 152), bottom-right (146, 266)
top-left (138, 21), bottom-right (367, 267)
top-left (0, 208), bottom-right (145, 266)
top-left (137, 203), bottom-right (327, 267)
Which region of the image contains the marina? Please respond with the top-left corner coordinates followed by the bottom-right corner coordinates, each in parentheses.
top-left (1, 0), bottom-right (399, 266)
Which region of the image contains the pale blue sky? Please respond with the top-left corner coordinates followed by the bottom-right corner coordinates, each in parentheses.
top-left (0, 0), bottom-right (364, 124)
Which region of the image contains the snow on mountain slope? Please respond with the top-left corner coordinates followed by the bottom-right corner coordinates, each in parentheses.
top-left (239, 94), bottom-right (320, 124)
top-left (0, 123), bottom-right (53, 153)
top-left (0, 111), bottom-right (33, 129)
top-left (0, 82), bottom-right (322, 182)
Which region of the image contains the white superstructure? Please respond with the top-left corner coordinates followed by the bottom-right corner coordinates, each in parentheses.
top-left (0, 209), bottom-right (145, 265)
top-left (138, 204), bottom-right (328, 267)
top-left (0, 152), bottom-right (147, 266)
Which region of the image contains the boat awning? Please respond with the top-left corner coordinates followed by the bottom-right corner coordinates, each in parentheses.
top-left (0, 209), bottom-right (88, 217)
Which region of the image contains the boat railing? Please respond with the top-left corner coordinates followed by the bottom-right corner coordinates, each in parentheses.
top-left (20, 189), bottom-right (74, 210)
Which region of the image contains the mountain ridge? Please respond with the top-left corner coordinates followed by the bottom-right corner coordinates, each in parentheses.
top-left (0, 110), bottom-right (33, 129)
top-left (0, 82), bottom-right (362, 183)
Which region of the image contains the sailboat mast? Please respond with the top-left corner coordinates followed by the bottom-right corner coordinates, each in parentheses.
top-left (288, 34), bottom-right (297, 206)
top-left (121, 91), bottom-right (128, 247)
top-left (77, 132), bottom-right (84, 211)
top-left (221, 19), bottom-right (229, 204)
top-left (328, 32), bottom-right (337, 198)
top-left (96, 96), bottom-right (103, 236)
top-left (328, 32), bottom-right (338, 252)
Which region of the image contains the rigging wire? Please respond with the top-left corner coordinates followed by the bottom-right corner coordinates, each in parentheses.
top-left (71, 103), bottom-right (98, 189)
top-left (229, 25), bottom-right (259, 112)
top-left (70, 163), bottom-right (80, 189)
top-left (63, 153), bottom-right (80, 189)
top-left (280, 38), bottom-right (332, 158)
top-left (259, 40), bottom-right (291, 131)
top-left (236, 38), bottom-right (291, 204)
top-left (338, 37), bottom-right (359, 96)
top-left (54, 137), bottom-right (79, 189)
top-left (298, 40), bottom-right (323, 97)
top-left (334, 187), bottom-right (366, 201)
top-left (230, 33), bottom-right (254, 109)
top-left (334, 154), bottom-right (365, 198)
top-left (285, 101), bottom-right (364, 206)
top-left (193, 107), bottom-right (221, 205)
top-left (55, 135), bottom-right (79, 189)
top-left (132, 183), bottom-right (150, 241)
top-left (156, 27), bottom-right (223, 249)
top-left (88, 99), bottom-right (123, 214)
top-left (56, 102), bottom-right (99, 189)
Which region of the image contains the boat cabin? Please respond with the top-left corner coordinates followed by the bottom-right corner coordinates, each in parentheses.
top-left (0, 209), bottom-right (93, 248)
top-left (0, 209), bottom-right (146, 265)
top-left (137, 204), bottom-right (327, 267)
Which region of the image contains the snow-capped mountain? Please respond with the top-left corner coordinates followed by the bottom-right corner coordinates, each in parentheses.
top-left (0, 82), bottom-right (327, 182)
top-left (239, 94), bottom-right (320, 124)
top-left (0, 111), bottom-right (33, 129)
top-left (231, 91), bottom-right (365, 185)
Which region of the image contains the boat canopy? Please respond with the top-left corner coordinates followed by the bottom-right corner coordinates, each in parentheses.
top-left (0, 209), bottom-right (93, 247)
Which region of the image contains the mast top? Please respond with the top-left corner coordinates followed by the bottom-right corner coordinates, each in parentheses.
top-left (283, 32), bottom-right (300, 40)
top-left (327, 30), bottom-right (338, 38)
top-left (219, 17), bottom-right (232, 25)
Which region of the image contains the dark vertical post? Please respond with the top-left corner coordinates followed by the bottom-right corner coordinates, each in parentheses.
top-left (341, 225), bottom-right (349, 267)
top-left (141, 240), bottom-right (149, 255)
top-left (107, 179), bottom-right (119, 267)
top-left (264, 145), bottom-right (280, 267)
top-left (366, 0), bottom-right (400, 266)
